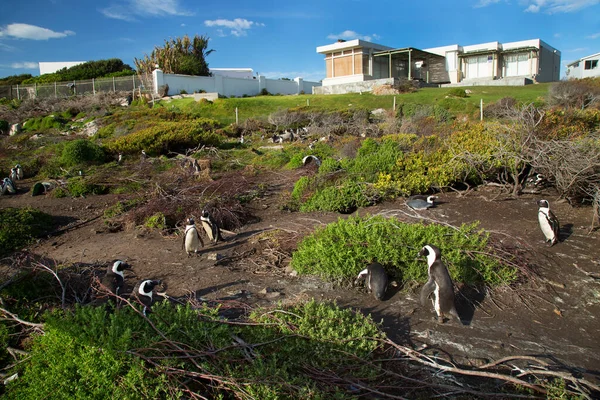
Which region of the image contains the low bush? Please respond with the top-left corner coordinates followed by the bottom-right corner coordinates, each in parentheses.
top-left (5, 300), bottom-right (382, 399)
top-left (66, 177), bottom-right (107, 197)
top-left (144, 212), bottom-right (167, 230)
top-left (60, 139), bottom-right (106, 167)
top-left (447, 88), bottom-right (468, 98)
top-left (547, 78), bottom-right (600, 109)
top-left (300, 180), bottom-right (375, 213)
top-left (291, 215), bottom-right (517, 286)
top-left (103, 119), bottom-right (222, 155)
top-left (0, 207), bottom-right (53, 257)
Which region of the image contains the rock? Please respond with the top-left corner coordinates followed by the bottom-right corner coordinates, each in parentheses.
top-left (80, 120), bottom-right (99, 137)
top-left (371, 108), bottom-right (386, 116)
top-left (30, 134), bottom-right (43, 140)
top-left (207, 252), bottom-right (224, 261)
top-left (9, 123), bottom-right (21, 136)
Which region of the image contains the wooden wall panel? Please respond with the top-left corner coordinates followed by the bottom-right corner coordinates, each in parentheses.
top-left (354, 54), bottom-right (362, 74)
top-left (326, 59), bottom-right (333, 78)
top-left (333, 56), bottom-right (352, 76)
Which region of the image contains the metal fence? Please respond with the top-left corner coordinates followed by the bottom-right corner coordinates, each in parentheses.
top-left (0, 75), bottom-right (149, 100)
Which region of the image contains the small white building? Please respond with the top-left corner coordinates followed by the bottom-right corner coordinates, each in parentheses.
top-left (566, 52), bottom-right (600, 79)
top-left (209, 68), bottom-right (254, 79)
top-left (39, 61), bottom-right (86, 75)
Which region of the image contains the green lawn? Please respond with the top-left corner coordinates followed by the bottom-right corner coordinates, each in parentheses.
top-left (162, 83), bottom-right (552, 124)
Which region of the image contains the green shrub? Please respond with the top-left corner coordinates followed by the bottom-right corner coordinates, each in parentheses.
top-left (0, 208), bottom-right (53, 257)
top-left (144, 212), bottom-right (167, 230)
top-left (104, 119), bottom-right (222, 155)
top-left (301, 180), bottom-right (374, 213)
top-left (23, 114), bottom-right (67, 131)
top-left (6, 300), bottom-right (383, 399)
top-left (103, 199), bottom-right (140, 219)
top-left (447, 88), bottom-right (468, 98)
top-left (291, 215), bottom-right (516, 286)
top-left (285, 142), bottom-right (335, 169)
top-left (60, 139), bottom-right (105, 167)
top-left (66, 177), bottom-right (107, 197)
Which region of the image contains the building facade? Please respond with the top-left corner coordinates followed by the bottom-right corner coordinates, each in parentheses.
top-left (315, 38), bottom-right (560, 93)
top-left (566, 52), bottom-right (600, 79)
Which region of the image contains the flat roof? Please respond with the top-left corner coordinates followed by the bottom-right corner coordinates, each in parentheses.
top-left (567, 51), bottom-right (600, 67)
top-left (316, 39), bottom-right (393, 54)
top-left (373, 47), bottom-right (445, 60)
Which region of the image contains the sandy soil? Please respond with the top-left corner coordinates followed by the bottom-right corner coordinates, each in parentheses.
top-left (2, 171), bottom-right (600, 377)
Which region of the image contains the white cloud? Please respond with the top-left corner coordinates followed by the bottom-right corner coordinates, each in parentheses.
top-left (327, 30), bottom-right (380, 42)
top-left (586, 32), bottom-right (600, 39)
top-left (0, 23), bottom-right (75, 40)
top-left (10, 61), bottom-right (38, 69)
top-left (100, 0), bottom-right (192, 21)
top-left (474, 0), bottom-right (502, 8)
top-left (0, 42), bottom-right (17, 51)
top-left (204, 18), bottom-right (264, 37)
top-left (521, 0), bottom-right (599, 13)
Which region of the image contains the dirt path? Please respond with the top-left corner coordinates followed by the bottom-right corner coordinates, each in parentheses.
top-left (2, 175), bottom-right (600, 375)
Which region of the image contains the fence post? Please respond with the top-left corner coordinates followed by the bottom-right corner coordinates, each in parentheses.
top-left (55, 81), bottom-right (57, 98)
top-left (393, 96), bottom-right (396, 111)
top-left (113, 77), bottom-right (116, 92)
top-left (480, 99), bottom-right (483, 121)
top-left (235, 107), bottom-right (239, 124)
top-left (307, 99), bottom-right (309, 107)
top-left (92, 78), bottom-right (95, 95)
top-left (34, 83), bottom-right (37, 99)
top-left (132, 75), bottom-right (136, 91)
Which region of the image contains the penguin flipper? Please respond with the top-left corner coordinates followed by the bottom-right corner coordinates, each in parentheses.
top-left (420, 278), bottom-right (436, 306)
top-left (548, 210), bottom-right (560, 239)
top-left (196, 230), bottom-right (205, 247)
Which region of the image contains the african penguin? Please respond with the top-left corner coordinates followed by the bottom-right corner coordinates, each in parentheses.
top-left (100, 260), bottom-right (131, 296)
top-left (407, 195), bottom-right (437, 210)
top-left (15, 164), bottom-right (23, 180)
top-left (200, 210), bottom-right (221, 243)
top-left (117, 153), bottom-right (123, 164)
top-left (137, 279), bottom-right (162, 316)
top-left (537, 199), bottom-right (560, 246)
top-left (10, 168), bottom-right (18, 182)
top-left (355, 263), bottom-right (388, 301)
top-left (302, 155), bottom-right (321, 167)
top-left (1, 178), bottom-right (16, 195)
top-left (183, 217), bottom-right (204, 256)
top-left (419, 245), bottom-right (460, 324)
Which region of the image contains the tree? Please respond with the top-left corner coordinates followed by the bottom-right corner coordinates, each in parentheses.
top-left (134, 34), bottom-right (214, 76)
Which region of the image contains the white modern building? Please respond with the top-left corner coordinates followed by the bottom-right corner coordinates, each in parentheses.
top-left (565, 52), bottom-right (600, 79)
top-left (315, 38), bottom-right (561, 93)
top-left (209, 68), bottom-right (254, 79)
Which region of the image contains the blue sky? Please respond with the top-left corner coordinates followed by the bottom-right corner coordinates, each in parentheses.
top-left (1, 0), bottom-right (599, 81)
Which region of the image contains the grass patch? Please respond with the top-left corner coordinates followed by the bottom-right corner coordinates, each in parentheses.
top-left (0, 208), bottom-right (53, 257)
top-left (291, 215), bottom-right (517, 286)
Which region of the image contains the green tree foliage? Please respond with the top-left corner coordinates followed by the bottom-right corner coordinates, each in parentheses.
top-left (22, 59), bottom-right (134, 84)
top-left (291, 215), bottom-right (516, 286)
top-left (0, 74), bottom-right (34, 85)
top-left (134, 34), bottom-right (214, 76)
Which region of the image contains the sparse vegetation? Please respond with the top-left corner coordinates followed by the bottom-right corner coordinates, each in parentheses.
top-left (0, 208), bottom-right (53, 257)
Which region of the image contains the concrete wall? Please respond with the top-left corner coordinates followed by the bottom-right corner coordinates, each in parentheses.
top-left (537, 44), bottom-right (561, 82)
top-left (153, 69), bottom-right (320, 97)
top-left (313, 78), bottom-right (395, 94)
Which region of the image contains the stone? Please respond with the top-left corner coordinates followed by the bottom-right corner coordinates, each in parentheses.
top-left (80, 120), bottom-right (99, 137)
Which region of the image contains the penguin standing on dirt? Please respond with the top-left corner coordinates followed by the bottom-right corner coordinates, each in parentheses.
top-left (183, 217), bottom-right (204, 256)
top-left (537, 199), bottom-right (560, 246)
top-left (100, 260), bottom-right (131, 296)
top-left (10, 168), bottom-right (18, 182)
top-left (15, 164), bottom-right (23, 180)
top-left (200, 210), bottom-right (221, 243)
top-left (137, 279), bottom-right (162, 316)
top-left (419, 245), bottom-right (460, 324)
top-left (407, 195), bottom-right (437, 210)
top-left (355, 262), bottom-right (388, 301)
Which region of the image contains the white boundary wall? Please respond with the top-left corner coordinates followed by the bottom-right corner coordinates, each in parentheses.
top-left (153, 69), bottom-right (320, 97)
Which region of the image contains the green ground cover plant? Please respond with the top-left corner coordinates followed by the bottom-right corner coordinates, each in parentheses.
top-left (291, 215), bottom-right (516, 286)
top-left (0, 208), bottom-right (53, 257)
top-left (5, 300), bottom-right (383, 399)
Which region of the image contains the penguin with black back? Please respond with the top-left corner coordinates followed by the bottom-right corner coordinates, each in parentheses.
top-left (537, 199), bottom-right (560, 246)
top-left (137, 279), bottom-right (162, 316)
top-left (355, 262), bottom-right (388, 300)
top-left (183, 217), bottom-right (204, 256)
top-left (407, 195), bottom-right (437, 210)
top-left (100, 260), bottom-right (131, 297)
top-left (200, 210), bottom-right (221, 243)
top-left (1, 178), bottom-right (16, 195)
top-left (15, 164), bottom-right (23, 180)
top-left (10, 168), bottom-right (18, 182)
top-left (419, 245), bottom-right (460, 324)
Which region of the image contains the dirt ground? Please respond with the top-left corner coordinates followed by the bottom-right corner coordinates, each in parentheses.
top-left (2, 171), bottom-right (600, 379)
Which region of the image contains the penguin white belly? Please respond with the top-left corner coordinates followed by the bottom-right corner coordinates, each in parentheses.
top-left (201, 220), bottom-right (214, 241)
top-left (185, 228), bottom-right (201, 253)
top-left (433, 283), bottom-right (441, 317)
top-left (538, 211), bottom-right (555, 241)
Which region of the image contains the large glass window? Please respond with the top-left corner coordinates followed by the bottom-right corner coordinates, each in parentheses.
top-left (584, 60), bottom-right (598, 70)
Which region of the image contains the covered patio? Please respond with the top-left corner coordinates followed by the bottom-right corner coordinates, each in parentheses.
top-left (372, 47), bottom-right (449, 84)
